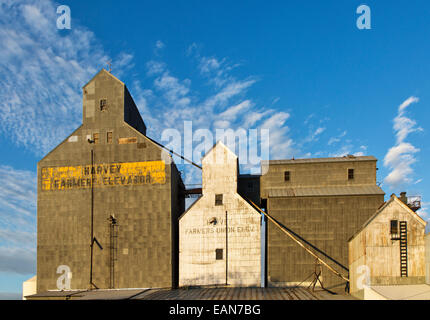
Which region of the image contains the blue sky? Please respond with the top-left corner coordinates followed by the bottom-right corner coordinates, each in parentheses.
top-left (0, 0), bottom-right (429, 297)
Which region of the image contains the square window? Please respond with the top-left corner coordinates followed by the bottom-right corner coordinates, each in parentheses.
top-left (100, 99), bottom-right (107, 111)
top-left (215, 249), bottom-right (223, 260)
top-left (348, 169), bottom-right (354, 180)
top-left (284, 171), bottom-right (290, 181)
top-left (215, 194), bottom-right (223, 206)
top-left (107, 132), bottom-right (113, 144)
top-left (390, 220), bottom-right (399, 235)
top-left (93, 133), bottom-right (99, 144)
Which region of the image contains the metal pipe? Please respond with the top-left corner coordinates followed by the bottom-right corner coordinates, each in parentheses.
top-left (143, 135), bottom-right (202, 170)
top-left (247, 198), bottom-right (349, 283)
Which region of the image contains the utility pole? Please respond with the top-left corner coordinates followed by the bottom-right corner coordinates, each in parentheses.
top-left (225, 210), bottom-right (228, 286)
top-left (89, 146), bottom-right (96, 289)
top-left (88, 139), bottom-right (102, 289)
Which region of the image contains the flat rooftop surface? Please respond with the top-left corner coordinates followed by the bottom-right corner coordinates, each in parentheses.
top-left (27, 287), bottom-right (356, 300)
top-left (369, 284), bottom-right (430, 300)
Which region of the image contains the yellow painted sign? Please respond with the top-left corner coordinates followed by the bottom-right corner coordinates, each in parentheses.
top-left (41, 161), bottom-right (166, 191)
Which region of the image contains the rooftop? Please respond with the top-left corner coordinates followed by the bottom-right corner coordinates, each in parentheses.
top-left (262, 155), bottom-right (377, 165)
top-left (25, 287), bottom-right (355, 300)
top-left (267, 185), bottom-right (385, 198)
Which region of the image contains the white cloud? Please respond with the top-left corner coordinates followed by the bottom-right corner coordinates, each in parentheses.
top-left (146, 60), bottom-right (166, 76)
top-left (141, 50), bottom-right (295, 174)
top-left (384, 97), bottom-right (422, 189)
top-left (0, 0), bottom-right (296, 185)
top-left (398, 96), bottom-right (419, 114)
top-left (329, 145), bottom-right (352, 158)
top-left (0, 0), bottom-right (123, 155)
top-left (213, 120), bottom-right (231, 129)
top-left (0, 247), bottom-right (35, 274)
top-left (199, 57), bottom-right (222, 73)
top-left (153, 72), bottom-right (191, 109)
top-left (328, 130), bottom-right (347, 145)
top-left (394, 96), bottom-right (422, 144)
top-left (218, 100), bottom-right (252, 121)
top-left (201, 79), bottom-right (256, 111)
top-left (0, 165), bottom-right (36, 274)
top-left (243, 110), bottom-right (270, 127)
top-left (384, 142), bottom-right (419, 187)
top-left (155, 40), bottom-right (165, 49)
top-left (114, 52), bottom-right (134, 75)
top-left (259, 112), bottom-right (293, 159)
top-left (305, 127), bottom-right (325, 143)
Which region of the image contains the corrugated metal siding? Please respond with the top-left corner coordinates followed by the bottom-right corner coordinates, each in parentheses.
top-left (267, 185), bottom-right (385, 197)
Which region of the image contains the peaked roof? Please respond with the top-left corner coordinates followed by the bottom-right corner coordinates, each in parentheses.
top-left (201, 140), bottom-right (238, 162)
top-left (348, 194), bottom-right (426, 242)
top-left (82, 68), bottom-right (124, 88)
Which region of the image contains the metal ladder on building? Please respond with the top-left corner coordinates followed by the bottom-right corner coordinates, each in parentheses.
top-left (399, 221), bottom-right (408, 277)
top-left (109, 215), bottom-right (118, 288)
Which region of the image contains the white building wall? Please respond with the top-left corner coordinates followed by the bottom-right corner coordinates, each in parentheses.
top-left (426, 233), bottom-right (430, 284)
top-left (22, 276), bottom-right (37, 300)
top-left (179, 142), bottom-right (261, 287)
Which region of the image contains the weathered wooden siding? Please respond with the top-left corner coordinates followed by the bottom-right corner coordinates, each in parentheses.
top-left (349, 196), bottom-right (426, 295)
top-left (425, 233), bottom-right (430, 284)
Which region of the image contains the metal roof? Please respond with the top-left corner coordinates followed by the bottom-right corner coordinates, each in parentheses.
top-left (368, 284), bottom-right (430, 300)
top-left (267, 185), bottom-right (385, 198)
top-left (261, 155), bottom-right (377, 165)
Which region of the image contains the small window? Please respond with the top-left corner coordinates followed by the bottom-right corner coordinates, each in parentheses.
top-left (100, 99), bottom-right (107, 111)
top-left (390, 220), bottom-right (399, 235)
top-left (107, 132), bottom-right (113, 144)
top-left (215, 249), bottom-right (223, 260)
top-left (93, 133), bottom-right (99, 144)
top-left (348, 169), bottom-right (354, 180)
top-left (215, 194), bottom-right (223, 206)
top-left (284, 171), bottom-right (290, 181)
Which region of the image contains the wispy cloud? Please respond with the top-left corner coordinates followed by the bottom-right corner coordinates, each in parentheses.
top-left (0, 0), bottom-right (296, 181)
top-left (0, 165), bottom-right (36, 275)
top-left (155, 40), bottom-right (165, 50)
top-left (0, 0), bottom-right (129, 155)
top-left (218, 100), bottom-right (252, 122)
top-left (138, 47), bottom-right (295, 179)
top-left (304, 127), bottom-right (325, 143)
top-left (384, 97), bottom-right (422, 189)
top-left (328, 130), bottom-right (347, 145)
top-left (0, 247), bottom-right (36, 274)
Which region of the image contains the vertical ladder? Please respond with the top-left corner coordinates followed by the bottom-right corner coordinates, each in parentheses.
top-left (109, 217), bottom-right (118, 288)
top-left (399, 221), bottom-right (408, 277)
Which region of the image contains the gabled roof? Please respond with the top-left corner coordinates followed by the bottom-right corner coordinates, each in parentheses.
top-left (201, 140), bottom-right (238, 163)
top-left (348, 194), bottom-right (427, 242)
top-left (82, 68), bottom-right (124, 88)
top-left (38, 125), bottom-right (83, 163)
top-left (124, 122), bottom-right (173, 161)
top-left (178, 195), bottom-right (203, 220)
